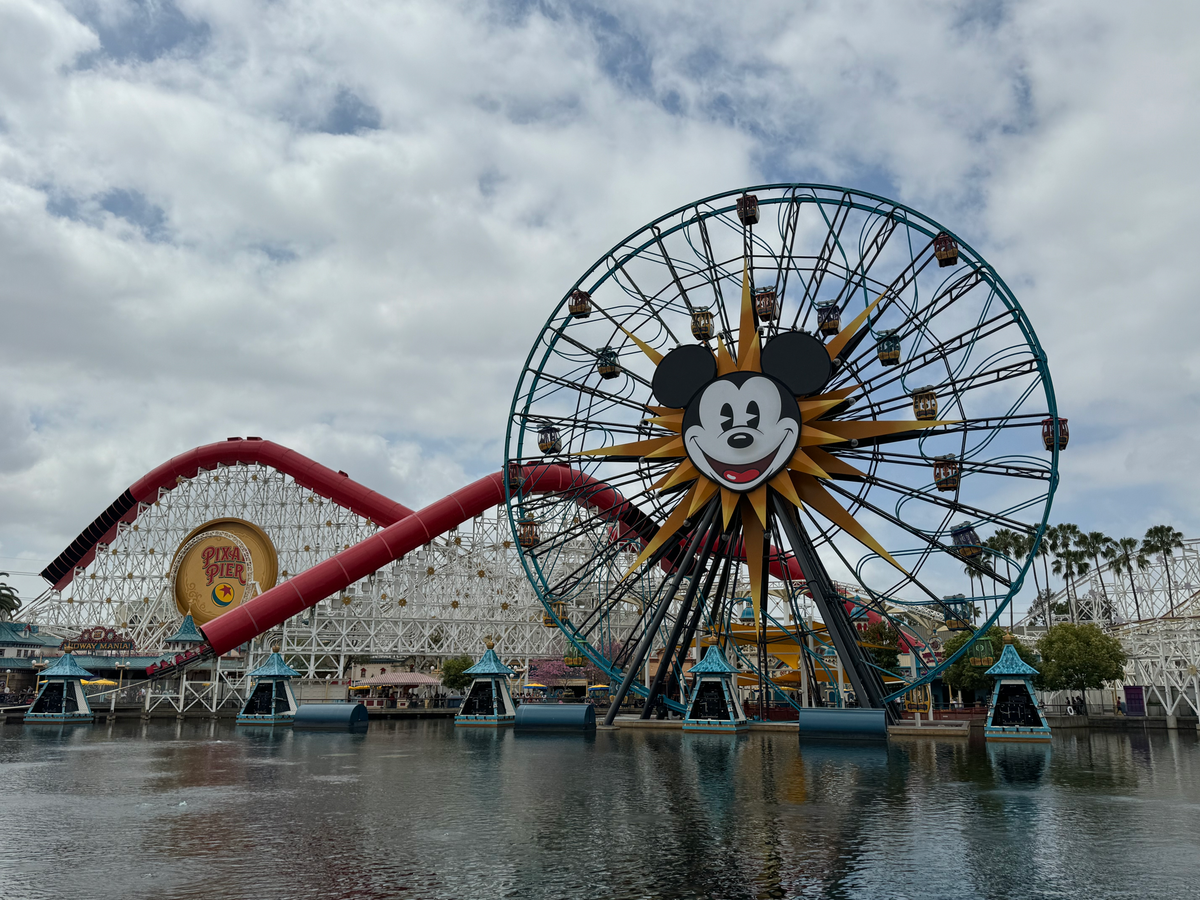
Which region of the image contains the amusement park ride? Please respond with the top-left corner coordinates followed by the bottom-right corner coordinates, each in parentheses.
top-left (24, 184), bottom-right (1070, 724)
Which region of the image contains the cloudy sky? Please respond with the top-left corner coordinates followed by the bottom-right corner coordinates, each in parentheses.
top-left (1, 0), bottom-right (1198, 606)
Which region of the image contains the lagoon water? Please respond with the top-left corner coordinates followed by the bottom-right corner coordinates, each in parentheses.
top-left (2, 720), bottom-right (1199, 900)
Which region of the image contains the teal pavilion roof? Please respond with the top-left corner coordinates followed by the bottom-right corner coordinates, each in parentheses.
top-left (248, 652), bottom-right (300, 679)
top-left (689, 646), bottom-right (738, 676)
top-left (464, 647), bottom-right (516, 677)
top-left (985, 642), bottom-right (1040, 678)
top-left (39, 653), bottom-right (95, 679)
top-left (165, 615), bottom-right (205, 644)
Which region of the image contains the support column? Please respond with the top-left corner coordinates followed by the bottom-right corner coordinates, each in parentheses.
top-left (772, 496), bottom-right (891, 719)
top-left (604, 498), bottom-right (719, 726)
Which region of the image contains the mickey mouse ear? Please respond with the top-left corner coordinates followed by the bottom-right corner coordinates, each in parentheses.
top-left (761, 331), bottom-right (833, 396)
top-left (652, 344), bottom-right (717, 408)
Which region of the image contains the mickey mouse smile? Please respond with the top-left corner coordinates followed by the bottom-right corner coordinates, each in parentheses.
top-left (700, 443), bottom-right (789, 486)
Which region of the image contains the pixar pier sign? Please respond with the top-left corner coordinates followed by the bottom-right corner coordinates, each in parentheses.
top-left (167, 518), bottom-right (278, 627)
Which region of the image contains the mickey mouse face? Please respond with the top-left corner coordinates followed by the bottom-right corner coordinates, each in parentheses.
top-left (683, 373), bottom-right (800, 491)
top-left (650, 330), bottom-right (833, 494)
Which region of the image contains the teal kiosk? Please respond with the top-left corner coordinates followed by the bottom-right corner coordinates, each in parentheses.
top-left (26, 653), bottom-right (95, 724)
top-left (984, 636), bottom-right (1052, 742)
top-left (237, 648), bottom-right (300, 726)
top-left (683, 646), bottom-right (748, 733)
top-left (455, 641), bottom-right (517, 727)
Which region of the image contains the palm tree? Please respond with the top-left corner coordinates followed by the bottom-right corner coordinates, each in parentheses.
top-left (0, 574), bottom-right (19, 622)
top-left (989, 529), bottom-right (1019, 630)
top-left (1077, 531), bottom-right (1115, 622)
top-left (1052, 548), bottom-right (1090, 623)
top-left (1105, 537), bottom-right (1149, 620)
top-left (1020, 530), bottom-right (1045, 609)
top-left (1142, 525), bottom-right (1185, 615)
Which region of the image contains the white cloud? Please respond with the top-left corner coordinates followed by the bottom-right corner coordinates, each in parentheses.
top-left (1, 0), bottom-right (1198, 612)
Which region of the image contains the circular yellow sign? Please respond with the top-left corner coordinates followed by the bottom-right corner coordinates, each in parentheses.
top-left (169, 518), bottom-right (278, 626)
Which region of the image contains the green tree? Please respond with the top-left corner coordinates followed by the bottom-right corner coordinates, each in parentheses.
top-left (941, 627), bottom-right (1037, 696)
top-left (439, 654), bottom-right (476, 692)
top-left (1105, 537), bottom-right (1149, 620)
top-left (0, 574), bottom-right (20, 622)
top-left (1142, 525), bottom-right (1184, 615)
top-left (1035, 623), bottom-right (1126, 710)
top-left (859, 620), bottom-right (900, 673)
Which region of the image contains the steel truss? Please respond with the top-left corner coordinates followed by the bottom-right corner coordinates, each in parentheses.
top-left (23, 462), bottom-right (571, 682)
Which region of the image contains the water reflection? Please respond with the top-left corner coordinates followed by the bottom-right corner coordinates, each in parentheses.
top-left (1, 722), bottom-right (1198, 899)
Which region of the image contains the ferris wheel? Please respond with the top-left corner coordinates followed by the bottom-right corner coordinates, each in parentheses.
top-left (504, 184), bottom-right (1062, 719)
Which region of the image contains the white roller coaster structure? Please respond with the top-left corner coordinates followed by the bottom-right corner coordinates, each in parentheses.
top-left (1032, 538), bottom-right (1200, 717)
top-left (22, 461), bottom-right (572, 679)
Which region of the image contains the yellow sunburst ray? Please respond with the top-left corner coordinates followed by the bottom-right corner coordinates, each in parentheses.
top-left (644, 413), bottom-right (684, 433)
top-left (825, 291), bottom-right (887, 360)
top-left (645, 436), bottom-right (686, 459)
top-left (738, 329), bottom-right (761, 373)
top-left (715, 336), bottom-right (737, 376)
top-left (621, 483), bottom-right (699, 579)
top-left (651, 459), bottom-right (698, 491)
top-left (815, 419), bottom-right (957, 442)
top-left (721, 486), bottom-right (740, 530)
top-left (799, 428), bottom-right (844, 448)
top-left (738, 262), bottom-right (759, 369)
top-left (741, 503), bottom-right (765, 632)
top-left (769, 471), bottom-right (804, 509)
top-left (804, 448), bottom-right (867, 479)
top-left (748, 485), bottom-right (768, 527)
top-left (790, 473), bottom-right (908, 575)
top-left (798, 396), bottom-right (848, 422)
top-left (786, 448), bottom-right (830, 480)
top-left (618, 324), bottom-right (664, 365)
top-left (689, 478), bottom-right (719, 516)
top-left (578, 435), bottom-right (681, 457)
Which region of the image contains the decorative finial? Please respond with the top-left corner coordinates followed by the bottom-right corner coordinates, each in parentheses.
top-left (272, 643), bottom-right (281, 653)
top-left (1002, 633), bottom-right (1013, 645)
top-left (484, 638), bottom-right (495, 650)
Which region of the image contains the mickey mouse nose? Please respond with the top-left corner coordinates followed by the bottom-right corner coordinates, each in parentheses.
top-left (727, 432), bottom-right (754, 449)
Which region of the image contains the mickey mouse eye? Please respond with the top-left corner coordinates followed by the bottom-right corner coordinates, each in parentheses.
top-left (720, 402), bottom-right (734, 432)
top-left (746, 400), bottom-right (760, 430)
